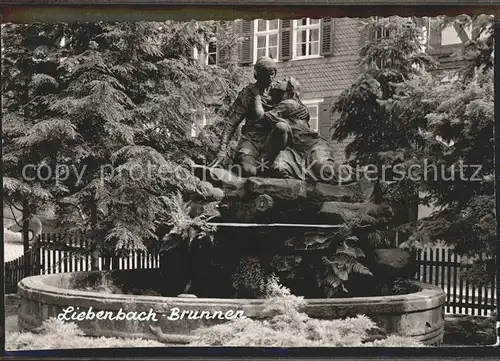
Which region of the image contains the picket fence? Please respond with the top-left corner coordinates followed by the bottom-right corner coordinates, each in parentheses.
top-left (4, 248), bottom-right (40, 294)
top-left (4, 233), bottom-right (498, 317)
top-left (416, 246), bottom-right (497, 317)
top-left (4, 233), bottom-right (160, 294)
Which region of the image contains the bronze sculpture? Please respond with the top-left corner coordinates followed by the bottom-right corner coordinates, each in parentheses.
top-left (211, 56), bottom-right (352, 185)
top-left (209, 56), bottom-right (279, 177)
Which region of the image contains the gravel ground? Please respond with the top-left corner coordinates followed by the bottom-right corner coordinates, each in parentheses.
top-left (5, 316), bottom-right (19, 334)
top-left (443, 314), bottom-right (497, 346)
top-left (5, 295), bottom-right (20, 334)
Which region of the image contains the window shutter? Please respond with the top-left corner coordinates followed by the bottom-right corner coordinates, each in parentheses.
top-left (279, 19), bottom-right (293, 61)
top-left (318, 98), bottom-right (334, 138)
top-left (216, 26), bottom-right (229, 66)
top-left (360, 17), bottom-right (375, 47)
top-left (428, 18), bottom-right (442, 55)
top-left (368, 25), bottom-right (376, 44)
top-left (320, 18), bottom-right (334, 57)
top-left (239, 20), bottom-right (254, 65)
top-left (216, 46), bottom-right (227, 66)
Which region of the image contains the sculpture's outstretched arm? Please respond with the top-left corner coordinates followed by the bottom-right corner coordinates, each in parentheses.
top-left (219, 104), bottom-right (247, 153)
top-left (210, 87), bottom-right (251, 167)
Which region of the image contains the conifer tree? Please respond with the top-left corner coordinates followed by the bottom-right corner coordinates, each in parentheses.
top-left (3, 23), bottom-right (68, 269)
top-left (331, 17), bottom-right (437, 248)
top-left (2, 21), bottom-right (250, 267)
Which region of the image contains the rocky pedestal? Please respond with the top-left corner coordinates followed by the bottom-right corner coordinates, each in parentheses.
top-left (192, 164), bottom-right (391, 226)
top-left (370, 248), bottom-right (418, 280)
top-left (189, 164), bottom-right (417, 299)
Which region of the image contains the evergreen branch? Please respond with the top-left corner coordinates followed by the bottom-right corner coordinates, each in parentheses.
top-left (6, 201), bottom-right (24, 229)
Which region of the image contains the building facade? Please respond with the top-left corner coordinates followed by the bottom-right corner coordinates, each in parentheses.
top-left (194, 16), bottom-right (473, 160)
top-left (193, 17), bottom-right (368, 162)
top-left (427, 17), bottom-right (474, 73)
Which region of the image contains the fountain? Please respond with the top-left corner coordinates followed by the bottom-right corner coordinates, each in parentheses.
top-left (17, 166), bottom-right (445, 345)
top-left (17, 67), bottom-right (445, 346)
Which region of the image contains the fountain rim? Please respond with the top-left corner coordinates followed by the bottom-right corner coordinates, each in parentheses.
top-left (18, 270), bottom-right (445, 310)
top-left (207, 222), bottom-right (345, 228)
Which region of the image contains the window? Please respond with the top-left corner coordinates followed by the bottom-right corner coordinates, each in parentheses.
top-left (207, 39), bottom-right (217, 65)
top-left (419, 20), bottom-right (428, 52)
top-left (191, 110), bottom-right (215, 137)
top-left (253, 19), bottom-right (279, 62)
top-left (441, 23), bottom-right (472, 46)
top-left (371, 17), bottom-right (392, 68)
top-left (307, 105), bottom-right (319, 131)
top-left (302, 99), bottom-right (323, 131)
top-left (192, 38), bottom-right (217, 65)
top-left (373, 17), bottom-right (392, 41)
top-left (293, 18), bottom-right (321, 59)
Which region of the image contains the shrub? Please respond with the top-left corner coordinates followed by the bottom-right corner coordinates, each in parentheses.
top-left (231, 257), bottom-right (269, 298)
top-left (190, 277), bottom-right (425, 347)
top-left (5, 318), bottom-right (164, 350)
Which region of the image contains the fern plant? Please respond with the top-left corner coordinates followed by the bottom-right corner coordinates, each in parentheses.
top-left (318, 236), bottom-right (373, 297)
top-left (160, 191), bottom-right (217, 252)
top-left (272, 228), bottom-right (374, 297)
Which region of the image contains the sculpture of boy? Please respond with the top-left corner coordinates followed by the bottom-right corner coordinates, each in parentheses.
top-left (209, 56), bottom-right (278, 176)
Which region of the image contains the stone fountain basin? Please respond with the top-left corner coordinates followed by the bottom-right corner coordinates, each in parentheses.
top-left (17, 269), bottom-right (445, 346)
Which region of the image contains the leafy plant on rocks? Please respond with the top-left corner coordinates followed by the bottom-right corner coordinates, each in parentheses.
top-left (160, 191), bottom-right (218, 252)
top-left (268, 227), bottom-right (374, 298)
top-left (231, 257), bottom-right (271, 298)
top-left (318, 236), bottom-right (373, 297)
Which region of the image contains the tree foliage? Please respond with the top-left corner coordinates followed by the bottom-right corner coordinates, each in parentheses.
top-left (332, 17), bottom-right (438, 211)
top-left (2, 21), bottom-right (251, 257)
top-left (397, 68), bottom-right (495, 284)
top-left (332, 15), bottom-right (495, 284)
top-left (394, 16), bottom-right (495, 284)
top-left (333, 17), bottom-right (437, 165)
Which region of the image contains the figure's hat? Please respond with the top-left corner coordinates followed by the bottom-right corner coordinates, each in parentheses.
top-left (255, 56), bottom-right (277, 71)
